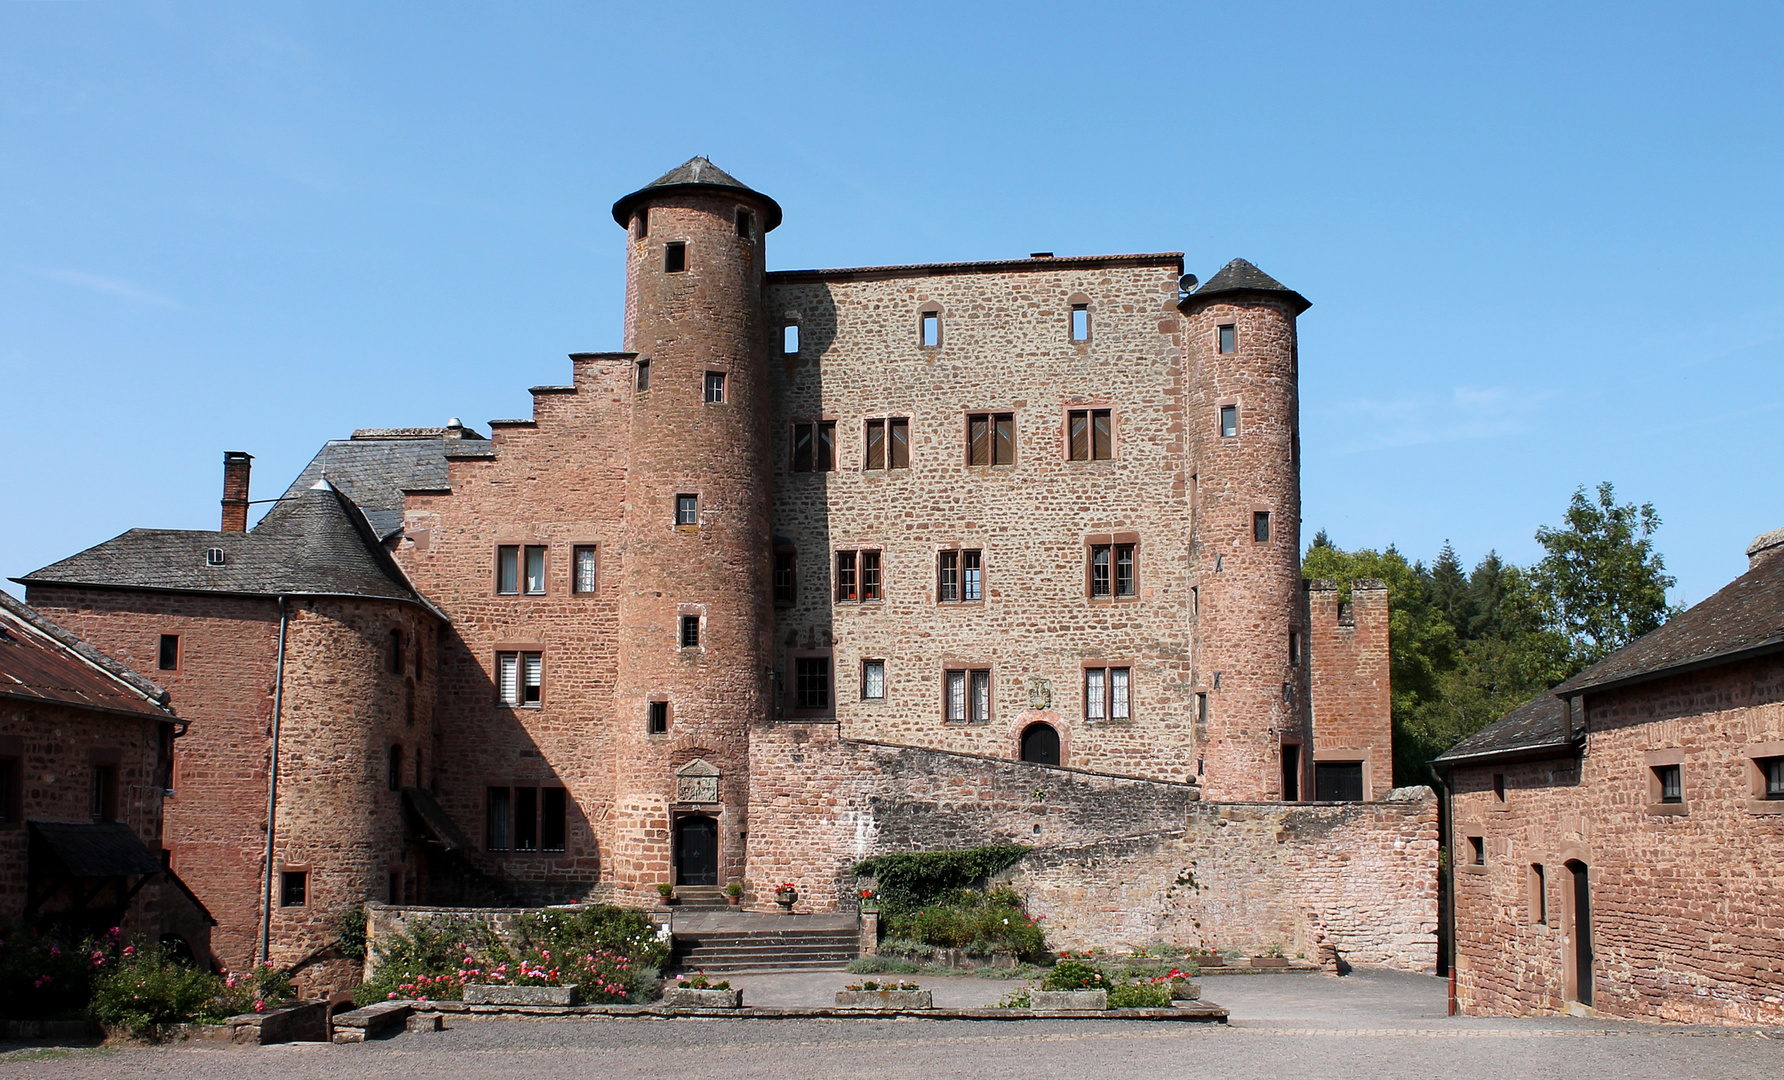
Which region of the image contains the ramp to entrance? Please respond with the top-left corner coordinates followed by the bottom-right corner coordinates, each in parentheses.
top-left (671, 910), bottom-right (860, 973)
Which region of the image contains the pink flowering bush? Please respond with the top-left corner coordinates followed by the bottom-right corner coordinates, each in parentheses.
top-left (0, 924), bottom-right (119, 1019)
top-left (90, 940), bottom-right (290, 1036)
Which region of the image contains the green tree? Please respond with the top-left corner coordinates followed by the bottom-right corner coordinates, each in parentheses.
top-left (1534, 482), bottom-right (1676, 670)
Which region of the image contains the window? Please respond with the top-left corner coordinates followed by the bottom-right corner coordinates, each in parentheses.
top-left (1282, 744), bottom-right (1301, 801)
top-left (487, 787), bottom-right (511, 850)
top-left (387, 745), bottom-right (403, 791)
top-left (1068, 409), bottom-right (1112, 461)
top-left (736, 208), bottom-right (753, 238)
top-left (1218, 324), bottom-right (1236, 354)
top-left (90, 764), bottom-right (118, 822)
top-left (1190, 586), bottom-right (1199, 617)
top-left (865, 418), bottom-right (910, 469)
top-left (835, 550), bottom-right (880, 601)
top-left (1196, 692), bottom-right (1209, 724)
top-left (484, 785), bottom-right (568, 852)
top-left (792, 421), bottom-right (836, 472)
top-left (1070, 304), bottom-right (1090, 342)
top-left (573, 546), bottom-right (598, 594)
top-left (1529, 864), bottom-right (1547, 924)
top-left (541, 788), bottom-right (567, 851)
top-left (158, 634), bottom-right (179, 671)
top-left (782, 324), bottom-right (800, 355)
top-left (1253, 512), bottom-right (1271, 543)
top-left (280, 870), bottom-right (308, 907)
top-left (1763, 757), bottom-right (1784, 799)
top-left (636, 208), bottom-right (648, 238)
top-left (795, 657), bottom-right (832, 710)
top-left (774, 552), bottom-right (796, 605)
top-left (1090, 544), bottom-right (1136, 598)
top-left (0, 757), bottom-right (20, 824)
top-left (1084, 667), bottom-right (1131, 720)
top-left (388, 629), bottom-right (404, 675)
top-left (1289, 631), bottom-right (1301, 665)
top-left (967, 413), bottom-right (1014, 466)
top-left (516, 786), bottom-right (538, 851)
top-left (665, 241), bottom-right (686, 273)
top-left (862, 551), bottom-right (882, 601)
top-left (1655, 763), bottom-right (1682, 803)
top-left (1220, 404), bottom-right (1238, 438)
top-left (937, 550), bottom-right (982, 602)
top-left (522, 546), bottom-right (546, 594)
top-left (945, 668), bottom-right (991, 723)
top-left (497, 546), bottom-right (519, 594)
top-left (498, 652), bottom-right (543, 707)
top-left (704, 371), bottom-right (726, 403)
top-left (1493, 773), bottom-right (1506, 804)
top-left (1315, 761), bottom-right (1364, 801)
top-left (862, 659), bottom-right (886, 700)
top-left (206, 547), bottom-right (225, 567)
top-left (649, 701), bottom-right (669, 734)
top-left (680, 615), bottom-right (700, 648)
top-left (636, 359), bottom-right (650, 392)
top-left (962, 550), bottom-right (981, 601)
top-left (835, 551), bottom-right (855, 602)
top-left (920, 310), bottom-right (940, 347)
top-left (676, 494), bottom-right (698, 526)
top-left (1467, 836), bottom-right (1485, 866)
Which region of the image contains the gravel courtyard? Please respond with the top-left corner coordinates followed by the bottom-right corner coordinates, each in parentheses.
top-left (4, 969), bottom-right (1777, 1080)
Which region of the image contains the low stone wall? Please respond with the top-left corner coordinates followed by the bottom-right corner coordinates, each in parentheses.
top-left (1002, 790), bottom-right (1440, 971)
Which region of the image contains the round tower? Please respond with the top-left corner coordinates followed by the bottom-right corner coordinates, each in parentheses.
top-left (1181, 260), bottom-right (1311, 802)
top-left (607, 159), bottom-right (780, 901)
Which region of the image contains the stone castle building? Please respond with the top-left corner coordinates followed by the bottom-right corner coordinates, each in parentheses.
top-left (19, 159), bottom-right (1429, 991)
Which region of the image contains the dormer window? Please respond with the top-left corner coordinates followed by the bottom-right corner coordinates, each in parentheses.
top-left (205, 548), bottom-right (225, 567)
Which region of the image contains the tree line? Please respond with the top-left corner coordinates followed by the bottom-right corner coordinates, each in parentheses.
top-left (1302, 482), bottom-right (1676, 787)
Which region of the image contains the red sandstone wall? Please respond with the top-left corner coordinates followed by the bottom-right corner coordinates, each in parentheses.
top-left (1308, 579), bottom-right (1393, 800)
top-left (1451, 655), bottom-right (1784, 1025)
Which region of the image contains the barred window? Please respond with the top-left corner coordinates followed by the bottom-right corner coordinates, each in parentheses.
top-left (680, 615), bottom-right (700, 648)
top-left (573, 546), bottom-right (598, 594)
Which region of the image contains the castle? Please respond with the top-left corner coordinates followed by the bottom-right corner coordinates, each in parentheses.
top-left (19, 159), bottom-right (1430, 992)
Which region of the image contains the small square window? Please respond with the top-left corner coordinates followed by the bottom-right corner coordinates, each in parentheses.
top-left (573, 546), bottom-right (598, 594)
top-left (920, 311), bottom-right (940, 347)
top-left (783, 324), bottom-right (800, 355)
top-left (1253, 512), bottom-right (1271, 543)
top-left (676, 494), bottom-right (699, 526)
top-left (497, 546), bottom-right (519, 594)
top-left (795, 656), bottom-right (831, 711)
top-left (1218, 324), bottom-right (1236, 354)
top-left (524, 546), bottom-right (547, 594)
top-left (1070, 305), bottom-right (1090, 342)
top-left (636, 359), bottom-right (650, 392)
top-left (1654, 763), bottom-right (1682, 803)
top-left (704, 371), bottom-right (726, 403)
top-left (680, 615), bottom-right (700, 649)
top-left (735, 208), bottom-right (753, 238)
top-left (774, 551), bottom-right (796, 606)
top-left (280, 869), bottom-right (308, 907)
top-left (1467, 836), bottom-right (1485, 866)
top-left (648, 701), bottom-right (669, 734)
top-left (665, 242), bottom-right (687, 273)
top-left (862, 659), bottom-right (886, 701)
top-left (158, 634), bottom-right (179, 671)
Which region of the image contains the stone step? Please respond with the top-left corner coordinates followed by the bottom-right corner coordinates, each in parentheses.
top-left (682, 957), bottom-right (854, 973)
top-left (676, 931), bottom-right (858, 946)
top-left (680, 945), bottom-right (857, 961)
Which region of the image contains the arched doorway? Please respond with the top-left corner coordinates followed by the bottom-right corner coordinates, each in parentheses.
top-left (1565, 860), bottom-right (1593, 1006)
top-left (1020, 723), bottom-right (1060, 766)
top-left (674, 815), bottom-right (718, 886)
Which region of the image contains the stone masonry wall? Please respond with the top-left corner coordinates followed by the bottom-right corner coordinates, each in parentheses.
top-left (1308, 579), bottom-right (1393, 799)
top-left (1451, 655), bottom-right (1784, 1026)
top-left (1003, 791), bottom-right (1439, 969)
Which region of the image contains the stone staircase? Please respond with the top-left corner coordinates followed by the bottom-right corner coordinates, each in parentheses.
top-left (670, 886), bottom-right (732, 910)
top-left (673, 923), bottom-right (860, 973)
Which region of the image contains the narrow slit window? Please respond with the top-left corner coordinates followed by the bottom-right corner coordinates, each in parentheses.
top-left (648, 701), bottom-right (669, 734)
top-left (541, 788), bottom-right (567, 851)
top-left (1253, 512), bottom-right (1271, 543)
top-left (636, 208), bottom-right (648, 238)
top-left (515, 786), bottom-right (538, 851)
top-left (158, 634), bottom-right (179, 671)
top-left (524, 546), bottom-right (547, 594)
top-left (1289, 631), bottom-right (1302, 665)
top-left (735, 208), bottom-right (753, 238)
top-left (387, 745), bottom-right (403, 791)
top-left (1530, 864), bottom-right (1547, 924)
top-left (774, 551), bottom-right (796, 606)
top-left (1218, 324), bottom-right (1236, 354)
top-left (665, 242), bottom-right (687, 273)
top-left (636, 359), bottom-right (650, 392)
top-left (676, 494), bottom-right (698, 526)
top-left (1220, 405), bottom-right (1239, 438)
top-left (680, 615), bottom-right (700, 648)
top-left (486, 787), bottom-right (512, 850)
top-left (1070, 304), bottom-right (1090, 342)
top-left (573, 546), bottom-right (598, 594)
top-left (389, 630), bottom-right (405, 675)
top-left (497, 546), bottom-right (519, 594)
top-left (862, 659), bottom-right (886, 700)
top-left (704, 371), bottom-right (726, 403)
top-left (783, 324), bottom-right (800, 355)
top-left (920, 311), bottom-right (940, 347)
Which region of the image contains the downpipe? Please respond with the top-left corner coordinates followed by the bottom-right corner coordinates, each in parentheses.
top-left (259, 595), bottom-right (289, 966)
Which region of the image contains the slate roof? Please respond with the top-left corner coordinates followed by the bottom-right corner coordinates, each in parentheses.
top-left (277, 428), bottom-right (479, 539)
top-left (611, 156), bottom-right (783, 231)
top-left (17, 481), bottom-right (428, 609)
top-left (30, 821), bottom-right (162, 877)
top-left (0, 591), bottom-right (170, 718)
top-left (1183, 258), bottom-right (1311, 315)
top-left (1437, 530), bottom-right (1784, 767)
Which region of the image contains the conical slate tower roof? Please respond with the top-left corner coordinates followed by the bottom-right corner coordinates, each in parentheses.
top-left (1184, 258), bottom-right (1310, 314)
top-left (611, 156), bottom-right (782, 231)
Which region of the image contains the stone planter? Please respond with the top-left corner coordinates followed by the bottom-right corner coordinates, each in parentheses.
top-left (662, 988), bottom-right (743, 1009)
top-left (1169, 978), bottom-right (1201, 1001)
top-left (463, 983), bottom-right (580, 1006)
top-left (1032, 989), bottom-right (1108, 1010)
top-left (1189, 953), bottom-right (1226, 968)
top-left (835, 989), bottom-right (933, 1009)
top-left (1249, 957), bottom-right (1290, 968)
top-left (775, 890), bottom-right (798, 914)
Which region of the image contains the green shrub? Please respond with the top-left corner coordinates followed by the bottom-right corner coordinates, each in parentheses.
top-left (881, 886), bottom-right (1045, 959)
top-left (338, 907), bottom-right (367, 962)
top-left (1040, 959), bottom-right (1105, 991)
top-left (354, 915), bottom-right (495, 1006)
top-left (846, 956), bottom-right (923, 975)
top-left (87, 940), bottom-right (291, 1036)
top-left (0, 924), bottom-right (114, 1020)
top-left (852, 845), bottom-right (1031, 913)
top-left (1107, 982), bottom-right (1172, 1008)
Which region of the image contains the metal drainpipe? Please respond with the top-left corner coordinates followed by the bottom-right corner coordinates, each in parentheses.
top-left (259, 595), bottom-right (289, 966)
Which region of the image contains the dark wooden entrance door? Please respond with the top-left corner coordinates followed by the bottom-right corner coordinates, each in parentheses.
top-left (1568, 860), bottom-right (1593, 1006)
top-left (675, 816), bottom-right (718, 886)
top-left (1020, 723), bottom-right (1060, 766)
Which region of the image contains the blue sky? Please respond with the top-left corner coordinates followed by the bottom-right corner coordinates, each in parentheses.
top-left (3, 2), bottom-right (1780, 606)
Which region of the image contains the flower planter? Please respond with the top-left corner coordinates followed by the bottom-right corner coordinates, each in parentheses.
top-left (1169, 978), bottom-right (1201, 1001)
top-left (661, 988), bottom-right (743, 1009)
top-left (1249, 957), bottom-right (1290, 968)
top-left (463, 984), bottom-right (580, 1006)
top-left (1032, 989), bottom-right (1108, 1010)
top-left (1188, 953), bottom-right (1226, 968)
top-left (835, 989), bottom-right (933, 1009)
top-left (775, 890), bottom-right (798, 914)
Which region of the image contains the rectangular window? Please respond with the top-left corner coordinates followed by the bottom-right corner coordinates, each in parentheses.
top-left (676, 494), bottom-right (698, 526)
top-left (921, 311), bottom-right (940, 347)
top-left (704, 371), bottom-right (726, 403)
top-left (636, 208), bottom-right (648, 238)
top-left (157, 634), bottom-right (178, 671)
top-left (636, 359), bottom-right (650, 392)
top-left (497, 546), bottom-right (519, 594)
top-left (864, 418), bottom-right (910, 470)
top-left (515, 786), bottom-right (539, 852)
top-left (665, 241), bottom-right (686, 273)
top-left (1493, 773), bottom-right (1507, 804)
top-left (1315, 761), bottom-right (1365, 802)
top-left (782, 324), bottom-right (799, 355)
top-left (0, 758), bottom-right (19, 824)
top-left (1220, 404), bottom-right (1238, 437)
top-left (1218, 324), bottom-right (1236, 354)
top-left (280, 870), bottom-right (308, 907)
top-left (1282, 744), bottom-right (1301, 801)
top-left (680, 615), bottom-right (700, 648)
top-left (1068, 409), bottom-right (1112, 461)
top-left (486, 787), bottom-right (512, 850)
top-left (387, 744), bottom-right (403, 791)
top-left (1114, 544), bottom-right (1135, 597)
top-left (937, 550), bottom-right (981, 603)
top-left (90, 764), bottom-right (118, 822)
top-left (1090, 545), bottom-right (1111, 597)
top-left (1084, 667), bottom-right (1131, 720)
top-left (1655, 763), bottom-right (1683, 803)
top-left (961, 550), bottom-right (982, 602)
top-left (648, 701), bottom-right (669, 734)
top-left (866, 419), bottom-right (884, 470)
top-left (835, 551), bottom-right (857, 602)
top-left (862, 659), bottom-right (885, 700)
top-left (573, 546), bottom-right (598, 594)
top-left (967, 413), bottom-right (1014, 466)
top-left (861, 550), bottom-right (882, 601)
top-left (1111, 667), bottom-right (1129, 718)
top-left (944, 668), bottom-right (992, 722)
top-left (946, 670), bottom-right (966, 721)
top-left (1070, 305), bottom-right (1090, 342)
top-left (1764, 757), bottom-right (1784, 799)
top-left (1467, 835), bottom-right (1485, 866)
top-left (1196, 692), bottom-right (1208, 724)
top-left (735, 208), bottom-right (753, 237)
top-left (497, 652), bottom-right (542, 706)
top-left (1253, 512), bottom-right (1271, 543)
top-left (541, 788), bottom-right (567, 851)
top-left (971, 669), bottom-right (990, 723)
top-left (791, 421), bottom-right (836, 472)
top-left (523, 653), bottom-right (542, 705)
top-left (1289, 631), bottom-right (1301, 665)
top-left (1529, 864), bottom-right (1547, 924)
top-left (389, 629), bottom-right (404, 675)
top-left (524, 546), bottom-right (547, 594)
top-left (795, 657), bottom-right (831, 710)
top-left (938, 550), bottom-right (959, 602)
top-left (774, 552), bottom-right (796, 605)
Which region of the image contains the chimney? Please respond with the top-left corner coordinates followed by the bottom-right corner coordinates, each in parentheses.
top-left (221, 452), bottom-right (253, 533)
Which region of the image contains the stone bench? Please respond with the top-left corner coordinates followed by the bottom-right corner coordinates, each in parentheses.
top-left (330, 1001), bottom-right (412, 1043)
